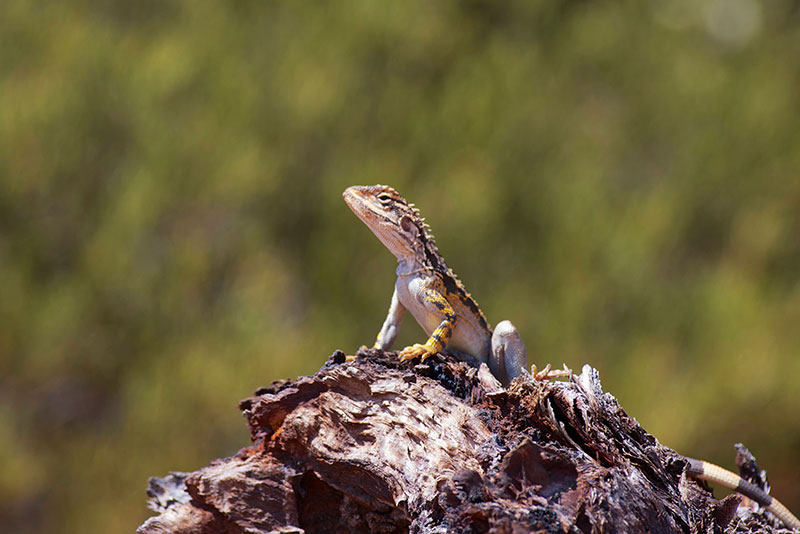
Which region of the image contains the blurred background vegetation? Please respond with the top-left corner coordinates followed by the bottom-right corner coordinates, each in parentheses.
top-left (1, 0), bottom-right (799, 532)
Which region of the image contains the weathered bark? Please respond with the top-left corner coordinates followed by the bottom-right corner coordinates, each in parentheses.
top-left (138, 349), bottom-right (786, 534)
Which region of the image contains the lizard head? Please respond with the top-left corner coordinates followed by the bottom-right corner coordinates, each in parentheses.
top-left (343, 185), bottom-right (426, 261)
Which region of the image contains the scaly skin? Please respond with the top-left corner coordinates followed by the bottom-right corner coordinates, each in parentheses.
top-left (343, 184), bottom-right (527, 385)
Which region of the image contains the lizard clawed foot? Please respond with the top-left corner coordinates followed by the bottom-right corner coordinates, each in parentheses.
top-left (398, 343), bottom-right (435, 363)
top-left (531, 363), bottom-right (572, 381)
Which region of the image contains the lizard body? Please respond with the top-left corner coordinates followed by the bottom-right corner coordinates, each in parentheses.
top-left (343, 184), bottom-right (527, 385)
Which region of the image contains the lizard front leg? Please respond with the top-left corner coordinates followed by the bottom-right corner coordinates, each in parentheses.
top-left (347, 288), bottom-right (405, 361)
top-left (398, 288), bottom-right (456, 363)
top-left (490, 320), bottom-right (528, 386)
top-left (373, 287), bottom-right (405, 350)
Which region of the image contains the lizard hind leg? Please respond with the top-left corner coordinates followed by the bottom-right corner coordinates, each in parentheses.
top-left (491, 320), bottom-right (528, 386)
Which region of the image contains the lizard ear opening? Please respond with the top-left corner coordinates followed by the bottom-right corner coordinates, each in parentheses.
top-left (400, 215), bottom-right (418, 239)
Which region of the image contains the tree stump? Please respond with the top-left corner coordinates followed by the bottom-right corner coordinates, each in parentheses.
top-left (137, 349), bottom-right (787, 533)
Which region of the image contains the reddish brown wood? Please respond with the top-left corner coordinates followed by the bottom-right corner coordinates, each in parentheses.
top-left (138, 349), bottom-right (782, 534)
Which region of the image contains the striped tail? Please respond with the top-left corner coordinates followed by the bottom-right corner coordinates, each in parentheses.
top-left (686, 458), bottom-right (800, 530)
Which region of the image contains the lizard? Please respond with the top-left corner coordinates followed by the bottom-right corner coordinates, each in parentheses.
top-left (343, 184), bottom-right (800, 530)
top-left (343, 184), bottom-right (530, 386)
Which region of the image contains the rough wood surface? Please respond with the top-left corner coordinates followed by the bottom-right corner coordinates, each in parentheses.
top-left (138, 349), bottom-right (788, 534)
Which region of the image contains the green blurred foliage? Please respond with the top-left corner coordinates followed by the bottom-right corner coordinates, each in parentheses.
top-left (1, 0), bottom-right (799, 531)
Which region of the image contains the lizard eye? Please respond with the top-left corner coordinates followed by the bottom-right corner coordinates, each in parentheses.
top-left (377, 194), bottom-right (393, 204)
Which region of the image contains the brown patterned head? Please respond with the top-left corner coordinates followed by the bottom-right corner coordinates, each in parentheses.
top-left (343, 185), bottom-right (428, 261)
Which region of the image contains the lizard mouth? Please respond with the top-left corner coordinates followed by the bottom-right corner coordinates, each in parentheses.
top-left (342, 186), bottom-right (385, 226)
top-left (342, 186), bottom-right (362, 211)
top-left (343, 185), bottom-right (414, 260)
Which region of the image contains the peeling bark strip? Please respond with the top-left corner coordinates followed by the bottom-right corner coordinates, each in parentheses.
top-left (138, 350), bottom-right (784, 534)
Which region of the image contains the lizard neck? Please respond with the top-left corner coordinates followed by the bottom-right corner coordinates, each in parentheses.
top-left (396, 257), bottom-right (427, 277)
